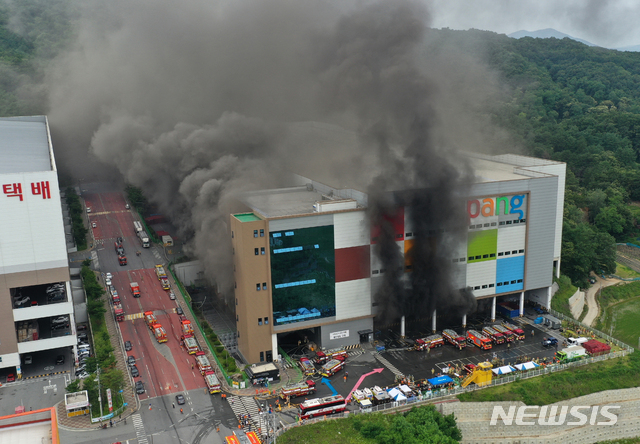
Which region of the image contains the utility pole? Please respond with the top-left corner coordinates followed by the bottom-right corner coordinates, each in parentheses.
top-left (96, 364), bottom-right (103, 421)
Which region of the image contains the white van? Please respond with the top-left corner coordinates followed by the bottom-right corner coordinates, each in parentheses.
top-left (77, 344), bottom-right (91, 352)
top-left (568, 337), bottom-right (589, 346)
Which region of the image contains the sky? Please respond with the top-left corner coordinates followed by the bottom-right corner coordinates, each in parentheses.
top-left (429, 0), bottom-right (640, 49)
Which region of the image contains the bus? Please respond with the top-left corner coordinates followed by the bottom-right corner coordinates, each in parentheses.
top-left (298, 395), bottom-right (345, 416)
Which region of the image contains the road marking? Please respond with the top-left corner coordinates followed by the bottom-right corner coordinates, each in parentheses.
top-left (372, 353), bottom-right (404, 378)
top-left (132, 413), bottom-right (148, 444)
top-left (227, 396), bottom-right (267, 433)
top-left (346, 368), bottom-right (384, 401)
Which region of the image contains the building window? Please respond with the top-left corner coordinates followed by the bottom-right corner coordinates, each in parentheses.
top-left (262, 282), bottom-right (267, 290)
top-left (468, 257), bottom-right (474, 261)
top-left (517, 279), bottom-right (523, 283)
top-left (231, 231), bottom-right (234, 238)
top-left (475, 255), bottom-right (481, 260)
top-left (256, 283), bottom-right (261, 291)
top-left (260, 229), bottom-right (264, 237)
top-left (520, 219), bottom-right (526, 223)
top-left (499, 221), bottom-right (505, 226)
top-left (503, 281), bottom-right (509, 286)
top-left (254, 230), bottom-right (258, 238)
top-left (469, 225), bottom-right (475, 229)
top-left (498, 252), bottom-right (504, 256)
top-left (260, 352), bottom-right (264, 362)
top-left (264, 317), bottom-right (269, 325)
top-left (489, 283), bottom-right (494, 288)
top-left (233, 248), bottom-right (235, 254)
top-left (237, 331), bottom-right (240, 338)
top-left (505, 251), bottom-right (511, 256)
top-left (474, 286), bottom-right (480, 290)
top-left (255, 248), bottom-right (259, 255)
top-left (489, 253), bottom-right (496, 258)
top-left (506, 220), bottom-right (512, 225)
top-left (482, 285), bottom-right (488, 289)
top-left (511, 280), bottom-right (516, 284)
top-left (484, 223), bottom-right (490, 227)
top-left (258, 318), bottom-right (262, 325)
top-left (236, 298), bottom-right (238, 306)
top-left (406, 232), bottom-right (413, 237)
top-left (372, 270), bottom-right (379, 275)
top-left (482, 254), bottom-right (488, 258)
top-left (491, 222), bottom-right (497, 226)
top-left (234, 282), bottom-right (237, 288)
top-left (519, 249), bottom-right (524, 253)
top-left (261, 247), bottom-right (265, 255)
top-left (511, 250), bottom-right (517, 255)
top-left (460, 257), bottom-right (466, 262)
top-left (236, 315), bottom-right (239, 322)
top-left (497, 282), bottom-right (502, 286)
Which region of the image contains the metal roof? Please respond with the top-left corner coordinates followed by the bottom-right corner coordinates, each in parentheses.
top-left (0, 116), bottom-right (52, 173)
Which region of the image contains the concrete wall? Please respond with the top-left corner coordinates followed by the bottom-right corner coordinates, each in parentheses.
top-left (319, 317), bottom-right (372, 349)
top-left (441, 387), bottom-right (640, 444)
top-left (568, 288), bottom-right (585, 319)
top-left (173, 260), bottom-right (204, 287)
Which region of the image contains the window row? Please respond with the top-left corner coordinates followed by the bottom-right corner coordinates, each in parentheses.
top-left (258, 317), bottom-right (269, 325)
top-left (470, 278), bottom-right (523, 291)
top-left (256, 282), bottom-right (268, 291)
top-left (466, 249), bottom-right (525, 262)
top-left (469, 219), bottom-right (526, 230)
top-left (254, 247), bottom-right (266, 255)
top-left (254, 229), bottom-right (265, 238)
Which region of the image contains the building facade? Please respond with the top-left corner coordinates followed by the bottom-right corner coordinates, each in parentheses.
top-left (231, 153), bottom-right (565, 364)
top-left (0, 116), bottom-right (75, 377)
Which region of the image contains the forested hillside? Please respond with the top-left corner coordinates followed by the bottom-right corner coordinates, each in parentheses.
top-left (0, 1), bottom-right (637, 288)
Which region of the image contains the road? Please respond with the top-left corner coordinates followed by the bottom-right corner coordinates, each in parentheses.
top-left (583, 275), bottom-right (624, 327)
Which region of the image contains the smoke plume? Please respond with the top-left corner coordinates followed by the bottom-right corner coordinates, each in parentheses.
top-left (35, 0), bottom-right (502, 314)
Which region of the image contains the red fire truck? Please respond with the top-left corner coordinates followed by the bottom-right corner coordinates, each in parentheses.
top-left (204, 370), bottom-right (221, 394)
top-left (482, 326), bottom-right (505, 344)
top-left (442, 329), bottom-right (466, 349)
top-left (182, 334), bottom-right (200, 354)
top-left (414, 334), bottom-right (445, 351)
top-left (492, 324), bottom-right (516, 342)
top-left (144, 311), bottom-right (157, 330)
top-left (299, 357), bottom-right (316, 376)
top-left (114, 305), bottom-right (124, 322)
top-left (195, 351), bottom-right (212, 374)
top-left (181, 319), bottom-right (194, 336)
top-left (279, 380), bottom-right (316, 399)
top-left (502, 321), bottom-right (525, 340)
top-left (314, 349), bottom-right (348, 365)
top-left (467, 330), bottom-right (492, 350)
top-left (320, 358), bottom-right (344, 377)
top-left (298, 395), bottom-right (346, 420)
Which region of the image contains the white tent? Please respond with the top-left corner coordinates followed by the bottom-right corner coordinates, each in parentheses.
top-left (399, 384), bottom-right (412, 394)
top-left (492, 365), bottom-right (517, 375)
top-left (387, 388), bottom-right (407, 401)
top-left (515, 361), bottom-right (540, 371)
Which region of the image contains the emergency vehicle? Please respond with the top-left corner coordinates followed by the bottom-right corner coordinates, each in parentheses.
top-left (130, 282), bottom-right (140, 297)
top-left (195, 351), bottom-right (212, 374)
top-left (482, 326), bottom-right (505, 344)
top-left (314, 349), bottom-right (348, 365)
top-left (153, 324), bottom-right (167, 343)
top-left (114, 305), bottom-right (124, 322)
top-left (442, 329), bottom-right (466, 349)
top-left (182, 334), bottom-right (200, 354)
top-left (112, 292), bottom-right (120, 305)
top-left (144, 311), bottom-right (157, 330)
top-left (467, 330), bottom-right (492, 350)
top-left (279, 380), bottom-right (316, 399)
top-left (298, 395), bottom-right (346, 419)
top-left (204, 370), bottom-right (221, 394)
top-left (414, 334), bottom-right (445, 351)
top-left (181, 319), bottom-right (194, 335)
top-left (299, 357), bottom-right (316, 376)
top-left (161, 277), bottom-right (171, 290)
top-left (502, 321), bottom-right (525, 340)
top-left (155, 264), bottom-right (167, 280)
top-left (320, 358), bottom-right (344, 377)
top-left (492, 324), bottom-right (516, 342)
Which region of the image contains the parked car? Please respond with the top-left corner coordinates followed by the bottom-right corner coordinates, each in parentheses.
top-left (77, 324), bottom-right (88, 331)
top-left (589, 277), bottom-right (596, 284)
top-left (542, 337), bottom-right (559, 348)
top-left (46, 284), bottom-right (65, 294)
top-left (105, 273), bottom-right (113, 280)
top-left (75, 366), bottom-right (86, 376)
top-left (48, 293), bottom-right (65, 302)
top-left (124, 341), bottom-right (132, 351)
top-left (130, 365), bottom-right (139, 377)
top-left (56, 355), bottom-right (65, 365)
top-left (86, 207), bottom-right (91, 213)
top-left (169, 291), bottom-right (176, 300)
top-left (24, 355), bottom-right (32, 365)
top-left (175, 394), bottom-right (185, 405)
top-left (51, 323), bottom-right (69, 331)
top-left (77, 372), bottom-right (90, 379)
top-left (135, 380), bottom-right (144, 394)
top-left (77, 332), bottom-right (88, 341)
top-left (125, 203), bottom-right (130, 209)
top-left (14, 296), bottom-right (31, 307)
top-left (105, 279), bottom-right (112, 286)
top-left (176, 306), bottom-right (183, 315)
top-left (7, 374), bottom-right (15, 382)
top-left (127, 356), bottom-right (136, 367)
top-left (52, 316), bottom-right (70, 325)
top-left (92, 221), bottom-right (97, 228)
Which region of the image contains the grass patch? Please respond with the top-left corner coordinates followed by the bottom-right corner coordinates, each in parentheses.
top-left (457, 351), bottom-right (639, 405)
top-left (596, 297), bottom-right (640, 348)
top-left (598, 281), bottom-right (640, 306)
top-left (551, 274), bottom-right (578, 318)
top-left (614, 262), bottom-right (640, 279)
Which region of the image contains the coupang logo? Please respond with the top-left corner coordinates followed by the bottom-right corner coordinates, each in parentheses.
top-left (467, 195), bottom-right (526, 220)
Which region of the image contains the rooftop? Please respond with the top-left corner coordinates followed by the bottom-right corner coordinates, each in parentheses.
top-left (241, 186), bottom-right (332, 219)
top-left (0, 116), bottom-right (53, 174)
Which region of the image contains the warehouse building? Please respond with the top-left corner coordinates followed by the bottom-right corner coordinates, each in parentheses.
top-left (231, 153), bottom-right (565, 364)
top-left (0, 116), bottom-right (75, 378)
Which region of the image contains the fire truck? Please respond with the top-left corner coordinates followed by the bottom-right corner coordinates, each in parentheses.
top-left (414, 334), bottom-right (445, 351)
top-left (279, 380), bottom-right (316, 399)
top-left (155, 264), bottom-right (167, 280)
top-left (195, 351), bottom-right (212, 374)
top-left (442, 329), bottom-right (466, 349)
top-left (182, 334), bottom-right (200, 354)
top-left (492, 325), bottom-right (516, 342)
top-left (144, 311), bottom-right (157, 330)
top-left (482, 326), bottom-right (505, 344)
top-left (314, 349), bottom-right (348, 365)
top-left (118, 254), bottom-right (127, 266)
top-left (112, 292), bottom-right (120, 305)
top-left (130, 282), bottom-right (140, 298)
top-left (467, 330), bottom-right (492, 350)
top-left (181, 319), bottom-right (194, 336)
top-left (114, 305), bottom-right (124, 322)
top-left (320, 358), bottom-right (345, 377)
top-left (153, 323), bottom-right (167, 343)
top-left (115, 241), bottom-right (125, 255)
top-left (502, 321), bottom-right (525, 340)
top-left (204, 370), bottom-right (221, 394)
top-left (160, 278), bottom-right (171, 290)
top-left (298, 395), bottom-right (346, 420)
top-left (299, 357), bottom-right (316, 376)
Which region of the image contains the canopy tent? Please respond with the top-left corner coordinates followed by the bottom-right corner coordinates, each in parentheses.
top-left (399, 384), bottom-right (412, 394)
top-left (515, 361), bottom-right (540, 371)
top-left (387, 388), bottom-right (407, 401)
top-left (492, 365), bottom-right (517, 375)
top-left (427, 375), bottom-right (454, 386)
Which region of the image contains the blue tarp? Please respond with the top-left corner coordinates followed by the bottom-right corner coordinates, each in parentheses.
top-left (427, 375), bottom-right (454, 386)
